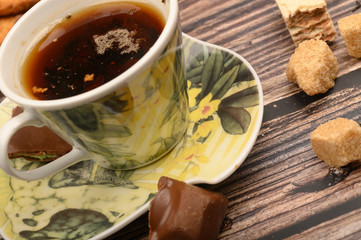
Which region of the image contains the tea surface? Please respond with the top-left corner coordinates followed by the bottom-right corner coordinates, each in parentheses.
top-left (22, 2), bottom-right (165, 100)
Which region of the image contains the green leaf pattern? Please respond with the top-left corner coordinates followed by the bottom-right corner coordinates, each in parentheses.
top-left (184, 37), bottom-right (259, 136)
top-left (41, 27), bottom-right (189, 170)
top-left (0, 34), bottom-right (260, 240)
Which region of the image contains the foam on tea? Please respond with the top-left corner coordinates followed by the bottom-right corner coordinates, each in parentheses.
top-left (22, 2), bottom-right (165, 100)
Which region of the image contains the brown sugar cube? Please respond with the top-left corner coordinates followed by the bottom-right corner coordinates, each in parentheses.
top-left (338, 13), bottom-right (361, 58)
top-left (286, 39), bottom-right (338, 96)
top-left (310, 118), bottom-right (361, 168)
top-left (275, 0), bottom-right (337, 46)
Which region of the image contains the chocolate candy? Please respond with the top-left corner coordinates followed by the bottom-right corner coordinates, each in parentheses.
top-left (149, 176), bottom-right (228, 240)
top-left (8, 106), bottom-right (72, 162)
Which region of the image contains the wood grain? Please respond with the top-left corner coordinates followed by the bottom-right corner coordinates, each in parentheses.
top-left (108, 0), bottom-right (361, 239)
top-left (179, 0), bottom-right (361, 105)
top-left (1, 0), bottom-right (361, 239)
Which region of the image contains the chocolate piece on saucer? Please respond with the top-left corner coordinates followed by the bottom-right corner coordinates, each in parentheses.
top-left (7, 106), bottom-right (72, 162)
top-left (148, 176), bottom-right (229, 240)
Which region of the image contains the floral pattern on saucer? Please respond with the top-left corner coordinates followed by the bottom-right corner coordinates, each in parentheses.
top-left (0, 33), bottom-right (263, 240)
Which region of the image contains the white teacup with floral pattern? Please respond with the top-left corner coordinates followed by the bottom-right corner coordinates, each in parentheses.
top-left (0, 0), bottom-right (189, 180)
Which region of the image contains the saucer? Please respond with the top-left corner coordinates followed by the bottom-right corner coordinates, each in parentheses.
top-left (0, 33), bottom-right (263, 240)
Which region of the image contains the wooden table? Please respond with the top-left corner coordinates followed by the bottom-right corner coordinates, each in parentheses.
top-left (107, 0), bottom-right (361, 239)
top-left (1, 0), bottom-right (360, 239)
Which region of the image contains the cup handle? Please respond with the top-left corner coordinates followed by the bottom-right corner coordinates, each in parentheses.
top-left (0, 110), bottom-right (89, 181)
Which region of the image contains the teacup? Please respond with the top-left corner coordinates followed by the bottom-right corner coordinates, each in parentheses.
top-left (0, 0), bottom-right (189, 180)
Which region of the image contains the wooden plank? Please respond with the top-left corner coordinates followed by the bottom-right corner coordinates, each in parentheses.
top-left (180, 0), bottom-right (361, 105)
top-left (216, 72), bottom-right (360, 238)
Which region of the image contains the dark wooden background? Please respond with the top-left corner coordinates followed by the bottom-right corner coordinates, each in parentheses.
top-left (1, 0), bottom-right (361, 239)
top-left (107, 0), bottom-right (361, 239)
